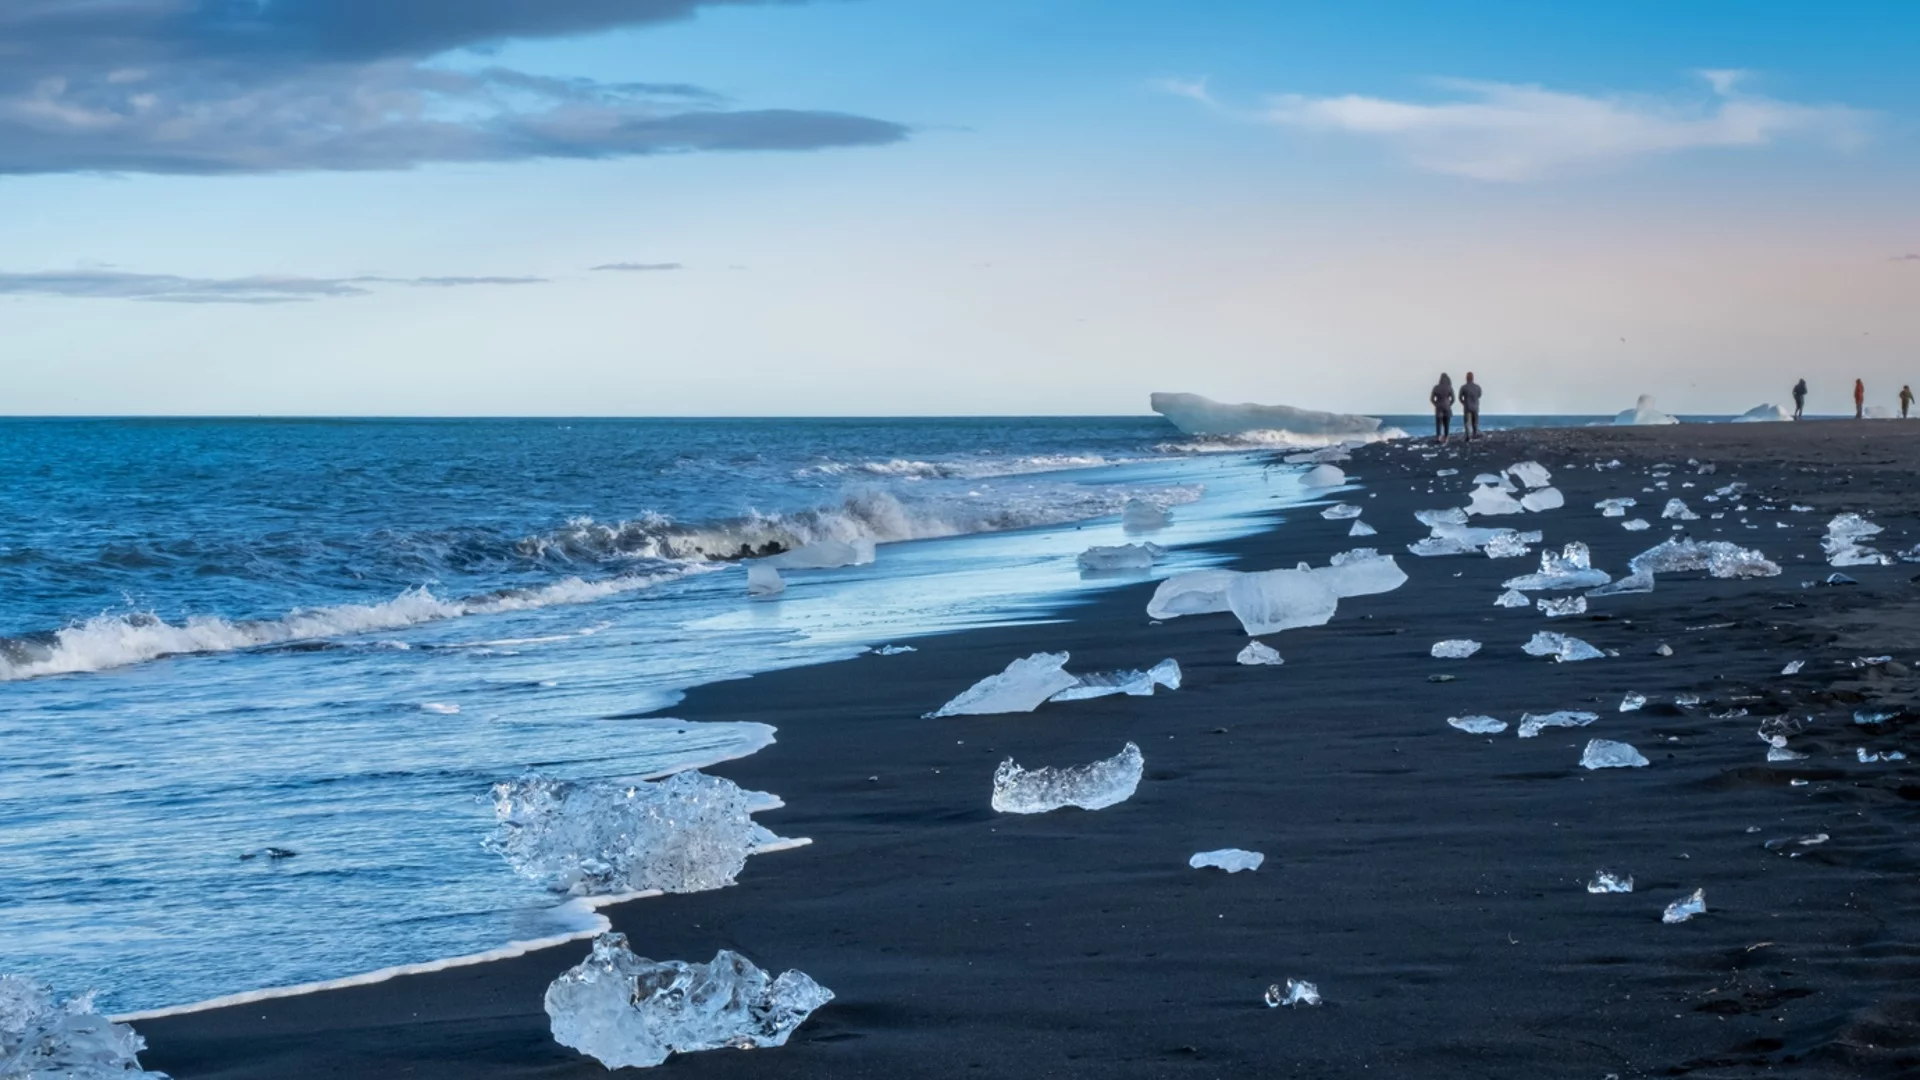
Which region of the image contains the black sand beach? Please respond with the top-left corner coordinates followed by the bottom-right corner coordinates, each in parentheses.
top-left (142, 421), bottom-right (1920, 1079)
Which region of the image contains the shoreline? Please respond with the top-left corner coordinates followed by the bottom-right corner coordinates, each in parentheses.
top-left (141, 420), bottom-right (1920, 1078)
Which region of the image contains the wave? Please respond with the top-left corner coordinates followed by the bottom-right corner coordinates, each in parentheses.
top-left (0, 571), bottom-right (692, 682)
top-left (1154, 428), bottom-right (1406, 454)
top-left (794, 453), bottom-right (1127, 482)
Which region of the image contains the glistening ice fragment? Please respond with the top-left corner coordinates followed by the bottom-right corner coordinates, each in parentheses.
top-left (0, 976), bottom-right (167, 1079)
top-left (991, 742), bottom-right (1144, 814)
top-left (929, 652), bottom-right (1080, 717)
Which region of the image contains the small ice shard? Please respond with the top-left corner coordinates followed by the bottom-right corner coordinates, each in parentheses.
top-left (1858, 747), bottom-right (1907, 762)
top-left (1823, 512), bottom-right (1890, 566)
top-left (929, 652), bottom-right (1080, 717)
top-left (0, 976), bottom-right (167, 1079)
top-left (1226, 568), bottom-right (1339, 636)
top-left (1236, 641), bottom-right (1283, 666)
top-left (1620, 692), bottom-right (1647, 712)
top-left (1614, 394), bottom-right (1680, 426)
top-left (1587, 871), bottom-right (1634, 894)
top-left (1674, 693), bottom-right (1700, 706)
top-left (1448, 715), bottom-right (1507, 734)
top-left (1654, 644), bottom-right (1674, 657)
top-left (1348, 520), bottom-right (1377, 537)
top-left (1494, 589), bottom-right (1530, 608)
top-left (1767, 745), bottom-right (1807, 762)
top-left (1482, 532), bottom-right (1531, 559)
top-left (772, 537), bottom-right (876, 569)
top-left (486, 771), bottom-right (790, 896)
top-left (1520, 486), bottom-right (1565, 512)
top-left (1588, 568), bottom-right (1654, 597)
top-left (420, 701), bottom-right (461, 714)
top-left (1472, 473), bottom-right (1503, 485)
top-left (1662, 889), bottom-right (1707, 924)
top-left (1595, 497), bottom-right (1637, 516)
top-left (1503, 543), bottom-right (1611, 591)
top-left (1825, 572), bottom-right (1857, 586)
top-left (1312, 549), bottom-right (1408, 598)
top-left (1298, 464), bottom-right (1346, 488)
top-left (1189, 848), bottom-right (1265, 873)
top-left (1122, 499), bottom-right (1172, 531)
top-left (876, 644), bottom-right (917, 656)
top-left (1430, 639), bottom-right (1482, 659)
top-left (1581, 738), bottom-right (1650, 769)
top-left (1538, 595), bottom-right (1587, 618)
top-left (1050, 658), bottom-right (1182, 701)
top-left (1436, 467), bottom-right (1459, 477)
top-left (1415, 508), bottom-right (1470, 527)
top-left (1466, 483), bottom-right (1524, 516)
top-left (1628, 538), bottom-right (1780, 579)
top-left (1408, 535), bottom-right (1478, 557)
top-left (1661, 498), bottom-right (1700, 521)
top-left (1507, 461), bottom-right (1552, 489)
top-left (1854, 709), bottom-right (1899, 725)
top-left (746, 562), bottom-right (786, 597)
top-left (1076, 543), bottom-right (1161, 572)
top-left (1622, 518), bottom-right (1651, 531)
top-left (1320, 503), bottom-right (1362, 520)
top-left (545, 933), bottom-right (833, 1070)
top-left (1145, 569), bottom-right (1241, 620)
top-left (1780, 660), bottom-right (1804, 675)
top-left (991, 742), bottom-right (1144, 814)
top-left (1264, 979), bottom-right (1321, 1008)
top-left (1517, 710), bottom-right (1599, 738)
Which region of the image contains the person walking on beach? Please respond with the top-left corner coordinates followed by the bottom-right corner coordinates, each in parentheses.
top-left (1855, 378), bottom-right (1866, 420)
top-left (1902, 384), bottom-right (1914, 419)
top-left (1792, 378), bottom-right (1808, 420)
top-left (1459, 372), bottom-right (1483, 441)
top-left (1429, 373), bottom-right (1455, 443)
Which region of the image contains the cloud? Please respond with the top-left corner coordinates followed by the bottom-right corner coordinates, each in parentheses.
top-left (1151, 77), bottom-right (1215, 107)
top-left (1219, 71), bottom-right (1865, 181)
top-left (591, 262), bottom-right (683, 271)
top-left (0, 2), bottom-right (910, 174)
top-left (1893, 254), bottom-right (1920, 262)
top-left (0, 269), bottom-right (547, 303)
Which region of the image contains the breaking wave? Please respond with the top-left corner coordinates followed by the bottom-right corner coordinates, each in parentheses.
top-left (1154, 428), bottom-right (1406, 454)
top-left (794, 453), bottom-right (1127, 481)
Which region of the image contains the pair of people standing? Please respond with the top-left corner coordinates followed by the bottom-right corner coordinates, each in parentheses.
top-left (1429, 373), bottom-right (1481, 443)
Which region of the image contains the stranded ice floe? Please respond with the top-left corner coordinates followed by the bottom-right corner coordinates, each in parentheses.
top-left (1503, 543), bottom-right (1611, 591)
top-left (1189, 849), bottom-right (1265, 873)
top-left (0, 975), bottom-right (167, 1079)
top-left (1145, 569), bottom-right (1239, 620)
top-left (928, 652), bottom-right (1079, 717)
top-left (1662, 889), bottom-right (1707, 924)
top-left (1448, 715), bottom-right (1508, 734)
top-left (1227, 568), bottom-right (1339, 636)
top-left (1580, 739), bottom-right (1650, 769)
top-left (545, 933), bottom-right (833, 1070)
top-left (991, 742), bottom-right (1144, 814)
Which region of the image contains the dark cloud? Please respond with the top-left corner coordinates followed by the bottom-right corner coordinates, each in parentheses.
top-left (0, 1), bottom-right (909, 175)
top-left (590, 262), bottom-right (683, 271)
top-left (0, 269), bottom-right (548, 303)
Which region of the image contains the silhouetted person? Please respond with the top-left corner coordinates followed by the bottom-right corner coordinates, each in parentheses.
top-left (1792, 378), bottom-right (1807, 420)
top-left (1902, 384), bottom-right (1914, 419)
top-left (1459, 372), bottom-right (1483, 441)
top-left (1855, 378), bottom-right (1866, 420)
top-left (1429, 373), bottom-right (1455, 444)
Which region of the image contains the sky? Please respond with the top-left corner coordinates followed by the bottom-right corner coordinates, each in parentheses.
top-left (3, 0), bottom-right (1917, 417)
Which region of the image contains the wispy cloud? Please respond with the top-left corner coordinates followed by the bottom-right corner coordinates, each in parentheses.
top-left (1893, 254), bottom-right (1920, 262)
top-left (1166, 71), bottom-right (1866, 181)
top-left (0, 270), bottom-right (546, 304)
top-left (0, 1), bottom-right (910, 174)
top-left (1151, 77), bottom-right (1215, 107)
top-left (591, 262), bottom-right (684, 272)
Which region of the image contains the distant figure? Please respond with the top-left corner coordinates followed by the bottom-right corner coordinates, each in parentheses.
top-left (1855, 378), bottom-right (1866, 420)
top-left (1792, 378), bottom-right (1808, 420)
top-left (1902, 384), bottom-right (1914, 419)
top-left (1459, 372), bottom-right (1483, 441)
top-left (1429, 373), bottom-right (1455, 443)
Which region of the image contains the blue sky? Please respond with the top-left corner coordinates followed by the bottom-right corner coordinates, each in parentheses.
top-left (3, 0), bottom-right (1915, 415)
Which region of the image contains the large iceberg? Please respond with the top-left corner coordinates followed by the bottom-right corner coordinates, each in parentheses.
top-left (0, 976), bottom-right (167, 1079)
top-left (1226, 568), bottom-right (1339, 636)
top-left (1150, 392), bottom-right (1386, 440)
top-left (1733, 403), bottom-right (1792, 423)
top-left (1146, 569), bottom-right (1241, 620)
top-left (928, 652), bottom-right (1080, 717)
top-left (1311, 549), bottom-right (1407, 598)
top-left (487, 770), bottom-right (792, 896)
top-left (991, 742), bottom-right (1144, 813)
top-left (545, 934), bottom-right (832, 1070)
top-left (1613, 395), bottom-right (1680, 426)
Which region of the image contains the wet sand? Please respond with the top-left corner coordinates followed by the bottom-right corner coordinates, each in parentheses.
top-left (141, 420), bottom-right (1920, 1079)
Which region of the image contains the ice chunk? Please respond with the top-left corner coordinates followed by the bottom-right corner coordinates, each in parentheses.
top-left (1503, 542), bottom-right (1611, 591)
top-left (1662, 889), bottom-right (1706, 924)
top-left (1236, 641), bottom-right (1283, 666)
top-left (1507, 461), bottom-right (1552, 489)
top-left (1312, 549), bottom-right (1408, 598)
top-left (1494, 589), bottom-right (1530, 608)
top-left (1854, 709), bottom-right (1899, 725)
top-left (1436, 467), bottom-right (1459, 477)
top-left (876, 644), bottom-right (916, 655)
top-left (772, 537), bottom-right (876, 569)
top-left (1733, 402), bottom-right (1793, 423)
top-left (1619, 692), bottom-right (1647, 712)
top-left (1520, 486), bottom-right (1565, 512)
top-left (1524, 632), bottom-right (1600, 661)
top-left (1627, 538), bottom-right (1780, 579)
top-left (1051, 658), bottom-right (1181, 701)
top-left (545, 933), bottom-right (832, 1070)
top-left (1298, 463), bottom-right (1346, 488)
top-left (1622, 518), bottom-right (1650, 531)
top-left (1448, 715), bottom-right (1507, 734)
top-left (1264, 979), bottom-right (1321, 1008)
top-left (1430, 639), bottom-right (1482, 659)
top-left (1226, 568), bottom-right (1339, 635)
top-left (1150, 392), bottom-right (1387, 440)
top-left (1581, 739), bottom-right (1650, 769)
top-left (1780, 660), bottom-right (1803, 675)
top-left (1284, 445), bottom-right (1353, 464)
top-left (0, 976), bottom-right (166, 1079)
top-left (487, 771), bottom-right (789, 896)
top-left (1348, 520), bottom-right (1377, 537)
top-left (1121, 499), bottom-right (1172, 531)
top-left (1145, 569), bottom-right (1241, 620)
top-left (1415, 508), bottom-right (1470, 527)
top-left (1189, 848), bottom-right (1265, 873)
top-left (1823, 512), bottom-right (1890, 566)
top-left (1587, 871), bottom-right (1634, 894)
top-left (1614, 394), bottom-right (1680, 426)
top-left (1588, 567), bottom-right (1654, 597)
top-left (1076, 543), bottom-right (1161, 572)
top-left (1595, 497), bottom-right (1637, 516)
top-left (1472, 472), bottom-right (1504, 485)
top-left (746, 562), bottom-right (786, 597)
top-left (1482, 532), bottom-right (1531, 559)
top-left (991, 742), bottom-right (1143, 813)
top-left (1320, 503), bottom-right (1362, 520)
top-left (1860, 747), bottom-right (1908, 763)
top-left (1660, 498), bottom-right (1700, 521)
top-left (1767, 745), bottom-right (1807, 762)
top-left (1516, 710), bottom-right (1599, 737)
top-left (1537, 595), bottom-right (1587, 618)
top-left (1466, 483), bottom-right (1524, 516)
top-left (929, 652), bottom-right (1080, 717)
